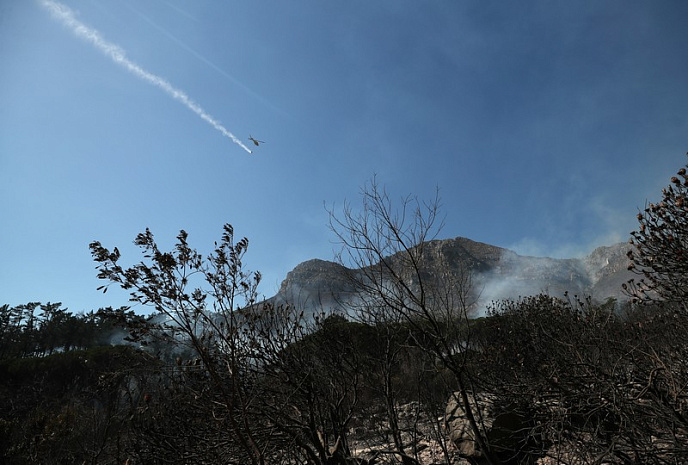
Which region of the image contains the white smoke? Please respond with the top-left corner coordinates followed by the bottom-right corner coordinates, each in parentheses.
top-left (39, 0), bottom-right (253, 154)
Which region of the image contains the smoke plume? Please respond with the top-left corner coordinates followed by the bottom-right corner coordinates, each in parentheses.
top-left (40, 0), bottom-right (253, 154)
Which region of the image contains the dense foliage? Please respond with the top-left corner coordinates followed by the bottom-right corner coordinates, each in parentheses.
top-left (0, 303), bottom-right (138, 359)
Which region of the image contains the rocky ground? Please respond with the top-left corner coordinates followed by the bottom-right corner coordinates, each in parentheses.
top-left (346, 401), bottom-right (468, 465)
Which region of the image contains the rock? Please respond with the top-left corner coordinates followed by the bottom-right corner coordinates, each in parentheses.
top-left (445, 392), bottom-right (493, 458)
top-left (262, 238), bottom-right (635, 319)
top-left (445, 392), bottom-right (537, 464)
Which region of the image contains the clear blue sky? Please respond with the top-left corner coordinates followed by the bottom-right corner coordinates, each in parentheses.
top-left (2, 0), bottom-right (687, 313)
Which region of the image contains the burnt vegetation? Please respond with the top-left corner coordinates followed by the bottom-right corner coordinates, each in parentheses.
top-left (4, 158), bottom-right (688, 464)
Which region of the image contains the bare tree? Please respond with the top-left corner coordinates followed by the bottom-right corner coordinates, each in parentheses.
top-left (327, 178), bottom-right (496, 464)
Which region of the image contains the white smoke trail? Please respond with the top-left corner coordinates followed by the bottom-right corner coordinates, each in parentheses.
top-left (39, 0), bottom-right (252, 154)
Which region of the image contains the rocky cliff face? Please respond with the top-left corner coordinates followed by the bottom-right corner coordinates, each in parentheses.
top-left (584, 242), bottom-right (636, 302)
top-left (265, 238), bottom-right (634, 315)
top-left (270, 259), bottom-right (355, 315)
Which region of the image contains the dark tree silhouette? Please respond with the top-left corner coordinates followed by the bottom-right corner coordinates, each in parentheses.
top-left (89, 224), bottom-right (384, 465)
top-left (626, 154), bottom-right (688, 310)
top-left (327, 178), bottom-right (494, 464)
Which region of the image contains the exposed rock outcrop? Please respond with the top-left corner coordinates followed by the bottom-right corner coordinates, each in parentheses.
top-left (265, 238), bottom-right (634, 316)
top-left (445, 393), bottom-right (539, 464)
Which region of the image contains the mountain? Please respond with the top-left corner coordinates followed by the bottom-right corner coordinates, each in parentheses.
top-left (265, 238), bottom-right (634, 316)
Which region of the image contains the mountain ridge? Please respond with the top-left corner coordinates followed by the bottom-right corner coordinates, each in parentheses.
top-left (266, 237), bottom-right (634, 315)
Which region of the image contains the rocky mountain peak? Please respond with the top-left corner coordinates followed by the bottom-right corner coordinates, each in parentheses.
top-left (269, 237), bottom-right (635, 315)
top-left (278, 259), bottom-right (348, 295)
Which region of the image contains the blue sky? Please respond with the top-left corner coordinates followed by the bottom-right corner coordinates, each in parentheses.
top-left (2, 0), bottom-right (687, 314)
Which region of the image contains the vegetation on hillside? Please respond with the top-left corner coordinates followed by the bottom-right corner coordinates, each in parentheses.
top-left (3, 158), bottom-right (688, 464)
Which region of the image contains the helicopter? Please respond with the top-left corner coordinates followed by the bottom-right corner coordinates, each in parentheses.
top-left (248, 135), bottom-right (265, 147)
